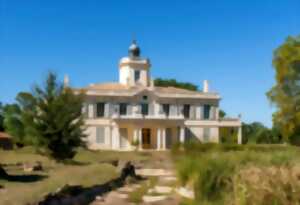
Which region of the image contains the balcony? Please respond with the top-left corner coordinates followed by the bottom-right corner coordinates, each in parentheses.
top-left (111, 113), bottom-right (184, 120)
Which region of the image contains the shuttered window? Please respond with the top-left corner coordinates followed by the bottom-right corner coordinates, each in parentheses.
top-left (183, 105), bottom-right (190, 119)
top-left (203, 127), bottom-right (210, 142)
top-left (96, 103), bottom-right (105, 117)
top-left (119, 103), bottom-right (127, 116)
top-left (96, 127), bottom-right (105, 144)
top-left (162, 104), bottom-right (170, 116)
top-left (141, 103), bottom-right (149, 115)
top-left (204, 105), bottom-right (211, 120)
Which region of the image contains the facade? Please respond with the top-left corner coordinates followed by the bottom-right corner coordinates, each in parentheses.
top-left (77, 41), bottom-right (242, 151)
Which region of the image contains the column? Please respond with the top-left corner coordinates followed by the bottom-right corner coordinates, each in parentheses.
top-left (180, 126), bottom-right (185, 143)
top-left (238, 126), bottom-right (242, 145)
top-left (162, 128), bottom-right (166, 150)
top-left (138, 128), bottom-right (142, 150)
top-left (157, 128), bottom-right (161, 150)
top-left (133, 128), bottom-right (138, 143)
top-left (112, 125), bottom-right (120, 150)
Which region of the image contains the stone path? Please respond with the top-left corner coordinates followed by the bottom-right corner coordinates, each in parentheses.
top-left (91, 168), bottom-right (180, 205)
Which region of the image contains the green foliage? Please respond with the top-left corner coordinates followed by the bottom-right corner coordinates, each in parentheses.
top-left (219, 109), bottom-right (226, 118)
top-left (242, 122), bottom-right (282, 144)
top-left (3, 104), bottom-right (27, 145)
top-left (154, 78), bottom-right (198, 91)
top-left (0, 102), bottom-right (4, 131)
top-left (219, 127), bottom-right (237, 144)
top-left (267, 35), bottom-right (300, 144)
top-left (4, 72), bottom-right (86, 161)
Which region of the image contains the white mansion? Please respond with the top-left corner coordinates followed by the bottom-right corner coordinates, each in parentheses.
top-left (78, 41), bottom-right (242, 151)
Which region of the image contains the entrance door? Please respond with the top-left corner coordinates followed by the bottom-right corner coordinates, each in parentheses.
top-left (142, 128), bottom-right (151, 149)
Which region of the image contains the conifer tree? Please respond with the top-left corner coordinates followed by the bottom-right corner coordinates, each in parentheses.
top-left (5, 72), bottom-right (86, 160)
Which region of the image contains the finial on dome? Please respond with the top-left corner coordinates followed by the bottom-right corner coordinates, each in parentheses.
top-left (129, 39), bottom-right (140, 58)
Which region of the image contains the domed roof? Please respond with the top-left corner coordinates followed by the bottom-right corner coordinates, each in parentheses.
top-left (128, 40), bottom-right (140, 58)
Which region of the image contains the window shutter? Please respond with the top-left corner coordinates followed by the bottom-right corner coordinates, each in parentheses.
top-left (96, 127), bottom-right (105, 144)
top-left (149, 103), bottom-right (154, 115)
top-left (104, 103), bottom-right (109, 117)
top-left (109, 103), bottom-right (114, 116)
top-left (170, 105), bottom-right (176, 116)
top-left (88, 103), bottom-right (94, 119)
top-left (190, 106), bottom-right (195, 119)
top-left (127, 104), bottom-right (132, 115)
top-left (210, 107), bottom-right (215, 120)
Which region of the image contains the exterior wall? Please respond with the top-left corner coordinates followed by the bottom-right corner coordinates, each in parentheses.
top-left (119, 66), bottom-right (131, 85)
top-left (85, 125), bottom-right (112, 150)
top-left (119, 57), bottom-right (150, 87)
top-left (82, 91), bottom-right (241, 150)
top-left (186, 126), bottom-right (219, 143)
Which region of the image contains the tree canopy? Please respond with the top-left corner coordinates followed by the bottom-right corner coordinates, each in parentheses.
top-left (267, 35), bottom-right (300, 144)
top-left (4, 72), bottom-right (86, 160)
top-left (0, 103), bottom-right (4, 131)
top-left (154, 78), bottom-right (198, 91)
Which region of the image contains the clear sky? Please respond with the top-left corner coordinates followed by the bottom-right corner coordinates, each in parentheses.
top-left (1, 0), bottom-right (300, 127)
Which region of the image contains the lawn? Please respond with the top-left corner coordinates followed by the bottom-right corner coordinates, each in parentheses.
top-left (0, 147), bottom-right (157, 205)
top-left (173, 143), bottom-right (300, 205)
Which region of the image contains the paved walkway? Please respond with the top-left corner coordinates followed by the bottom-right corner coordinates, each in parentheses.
top-left (91, 169), bottom-right (180, 205)
top-left (91, 153), bottom-right (181, 205)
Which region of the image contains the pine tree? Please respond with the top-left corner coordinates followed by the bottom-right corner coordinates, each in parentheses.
top-left (5, 72), bottom-right (86, 160)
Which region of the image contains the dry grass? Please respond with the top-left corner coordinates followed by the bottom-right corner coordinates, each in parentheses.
top-left (173, 143), bottom-right (300, 205)
top-left (0, 147), bottom-right (164, 205)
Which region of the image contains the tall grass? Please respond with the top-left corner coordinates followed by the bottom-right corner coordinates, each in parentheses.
top-left (174, 142), bottom-right (300, 205)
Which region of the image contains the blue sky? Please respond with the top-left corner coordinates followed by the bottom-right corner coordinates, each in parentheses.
top-left (1, 0), bottom-right (300, 127)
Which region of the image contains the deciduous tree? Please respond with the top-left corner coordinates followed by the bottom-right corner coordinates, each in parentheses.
top-left (154, 78), bottom-right (198, 91)
top-left (267, 35), bottom-right (300, 144)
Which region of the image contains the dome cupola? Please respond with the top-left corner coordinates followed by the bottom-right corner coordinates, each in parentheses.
top-left (128, 40), bottom-right (140, 58)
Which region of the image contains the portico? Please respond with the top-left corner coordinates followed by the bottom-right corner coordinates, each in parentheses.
top-left (112, 119), bottom-right (185, 151)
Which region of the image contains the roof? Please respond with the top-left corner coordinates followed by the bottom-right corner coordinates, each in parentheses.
top-left (0, 132), bottom-right (12, 139)
top-left (76, 82), bottom-right (220, 99)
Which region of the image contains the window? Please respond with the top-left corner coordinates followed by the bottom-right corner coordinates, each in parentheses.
top-left (143, 95), bottom-right (148, 100)
top-left (185, 128), bottom-right (192, 141)
top-left (96, 102), bottom-right (105, 117)
top-left (183, 104), bottom-right (190, 118)
top-left (141, 103), bottom-right (149, 115)
top-left (134, 70), bottom-right (140, 82)
top-left (162, 104), bottom-right (170, 116)
top-left (203, 127), bottom-right (210, 142)
top-left (204, 105), bottom-right (211, 120)
top-left (96, 127), bottom-right (105, 144)
top-left (119, 103), bottom-right (127, 116)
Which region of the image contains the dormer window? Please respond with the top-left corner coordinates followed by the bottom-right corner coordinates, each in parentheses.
top-left (134, 70), bottom-right (140, 82)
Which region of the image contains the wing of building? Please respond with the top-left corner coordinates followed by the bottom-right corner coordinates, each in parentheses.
top-left (75, 41), bottom-right (242, 151)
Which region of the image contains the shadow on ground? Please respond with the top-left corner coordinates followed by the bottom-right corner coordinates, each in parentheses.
top-left (0, 165), bottom-right (47, 183)
top-left (38, 162), bottom-right (145, 205)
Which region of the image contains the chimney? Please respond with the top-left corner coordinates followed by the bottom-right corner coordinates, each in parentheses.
top-left (203, 80), bottom-right (209, 93)
top-left (149, 78), bottom-right (154, 90)
top-left (64, 75), bottom-right (70, 87)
